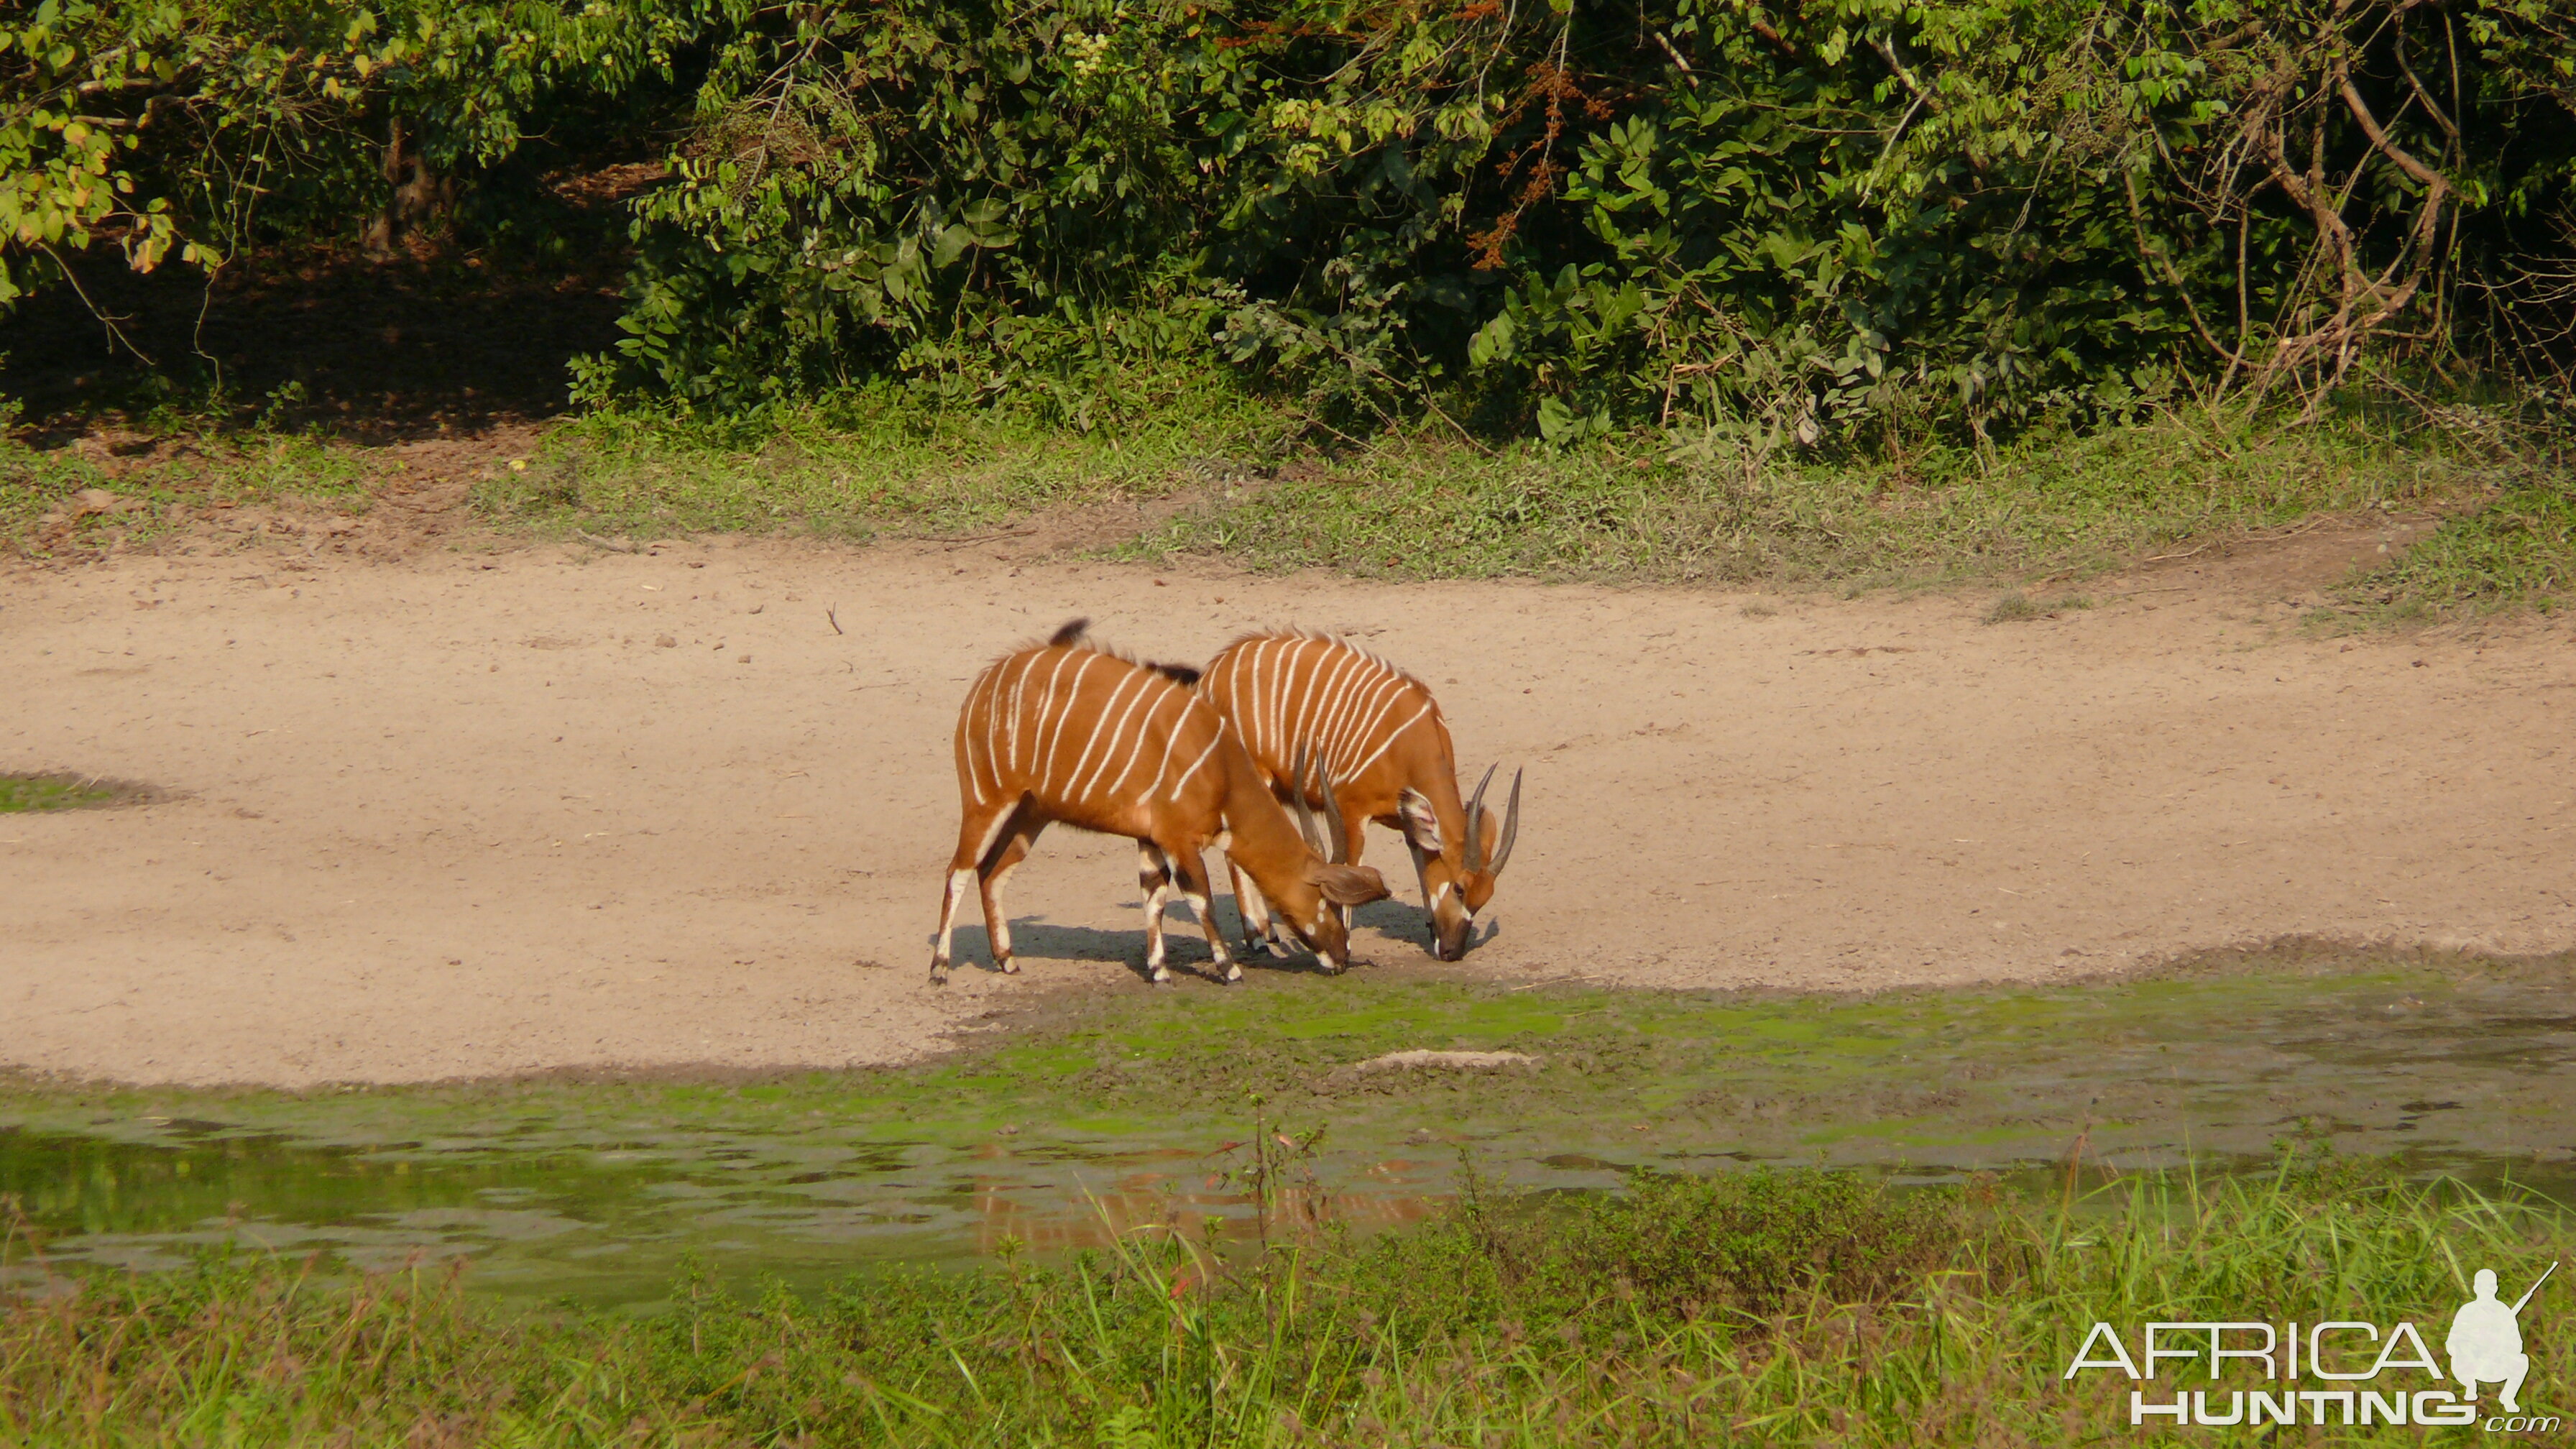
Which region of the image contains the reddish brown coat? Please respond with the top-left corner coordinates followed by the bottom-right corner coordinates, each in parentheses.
top-left (1198, 632), bottom-right (1519, 960)
top-left (930, 627), bottom-right (1388, 985)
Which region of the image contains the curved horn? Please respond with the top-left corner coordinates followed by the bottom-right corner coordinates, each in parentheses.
top-left (1485, 768), bottom-right (1523, 877)
top-left (1461, 763), bottom-right (1496, 872)
top-left (1313, 755), bottom-right (1351, 864)
top-left (1287, 750), bottom-right (1329, 859)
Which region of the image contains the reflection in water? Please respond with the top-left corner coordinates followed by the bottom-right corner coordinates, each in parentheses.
top-left (966, 1167), bottom-right (1453, 1258)
top-left (0, 1124), bottom-right (1470, 1309)
top-left (6, 968), bottom-right (2574, 1309)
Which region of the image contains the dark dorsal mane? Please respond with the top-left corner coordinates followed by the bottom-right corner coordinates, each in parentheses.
top-left (1040, 616), bottom-right (1195, 686)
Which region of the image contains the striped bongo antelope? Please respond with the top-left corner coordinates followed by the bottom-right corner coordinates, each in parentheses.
top-left (930, 620), bottom-right (1392, 985)
top-left (1198, 632), bottom-right (1520, 962)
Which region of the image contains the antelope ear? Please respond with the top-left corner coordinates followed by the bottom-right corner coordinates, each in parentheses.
top-left (1307, 863), bottom-right (1392, 907)
top-left (1397, 788), bottom-right (1442, 853)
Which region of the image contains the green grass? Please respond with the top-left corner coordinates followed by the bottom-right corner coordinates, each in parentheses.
top-left (475, 373), bottom-right (1289, 541)
top-left (1, 430), bottom-right (380, 558)
top-left (2365, 478), bottom-right (2576, 614)
top-left (12, 365), bottom-right (2569, 612)
top-left (0, 774), bottom-right (132, 812)
top-left (8, 945), bottom-right (2575, 1322)
top-left (1121, 408), bottom-right (2501, 593)
top-left (4, 1159), bottom-right (2566, 1445)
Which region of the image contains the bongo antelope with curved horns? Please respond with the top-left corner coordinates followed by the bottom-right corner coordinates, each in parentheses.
top-left (929, 620), bottom-right (1392, 985)
top-left (1197, 631), bottom-right (1521, 961)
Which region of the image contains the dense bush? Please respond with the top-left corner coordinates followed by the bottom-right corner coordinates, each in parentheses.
top-left (7, 0), bottom-right (2575, 439)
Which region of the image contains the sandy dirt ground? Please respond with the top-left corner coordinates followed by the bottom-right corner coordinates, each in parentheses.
top-left (5, 518), bottom-right (2573, 1086)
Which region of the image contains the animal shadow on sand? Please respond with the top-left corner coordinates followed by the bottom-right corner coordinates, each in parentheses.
top-left (940, 897), bottom-right (1491, 984)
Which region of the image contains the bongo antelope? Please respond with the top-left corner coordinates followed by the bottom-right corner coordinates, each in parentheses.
top-left (929, 620), bottom-right (1391, 985)
top-left (1198, 632), bottom-right (1520, 961)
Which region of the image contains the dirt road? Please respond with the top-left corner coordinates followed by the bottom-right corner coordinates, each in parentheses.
top-left (5, 525), bottom-right (2572, 1085)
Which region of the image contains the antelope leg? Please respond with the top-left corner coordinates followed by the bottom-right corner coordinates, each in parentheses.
top-left (1138, 843), bottom-right (1177, 984)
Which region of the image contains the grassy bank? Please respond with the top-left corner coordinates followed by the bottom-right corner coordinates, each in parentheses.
top-left (9, 373), bottom-right (2570, 612)
top-left (489, 395), bottom-right (2562, 604)
top-left (4, 1159), bottom-right (2567, 1446)
top-left (6, 948), bottom-right (2575, 1317)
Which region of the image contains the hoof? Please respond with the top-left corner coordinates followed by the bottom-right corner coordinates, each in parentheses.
top-left (999, 956), bottom-right (1019, 975)
top-left (1221, 962), bottom-right (1243, 984)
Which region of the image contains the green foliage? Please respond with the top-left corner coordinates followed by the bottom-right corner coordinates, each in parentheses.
top-left (0, 0), bottom-right (717, 310)
top-left (6, 0), bottom-right (2572, 441)
top-left (585, 0), bottom-right (2576, 436)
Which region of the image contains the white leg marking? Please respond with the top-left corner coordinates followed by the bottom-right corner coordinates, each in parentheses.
top-left (1227, 856), bottom-right (1279, 952)
top-left (968, 806), bottom-right (1017, 868)
top-left (1140, 847), bottom-right (1174, 983)
top-left (932, 866), bottom-right (977, 973)
top-left (1178, 883), bottom-right (1238, 983)
top-left (985, 855), bottom-right (1027, 968)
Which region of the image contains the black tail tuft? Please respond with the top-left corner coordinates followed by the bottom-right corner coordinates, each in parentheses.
top-left (1150, 662), bottom-right (1202, 687)
top-left (1049, 617), bottom-right (1092, 648)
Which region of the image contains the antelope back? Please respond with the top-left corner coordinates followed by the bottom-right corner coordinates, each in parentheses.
top-left (957, 639), bottom-right (1229, 830)
top-left (1198, 632), bottom-right (1440, 799)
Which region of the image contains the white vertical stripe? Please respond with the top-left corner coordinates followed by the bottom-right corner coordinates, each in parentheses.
top-left (1139, 694), bottom-right (1195, 799)
top-left (1236, 639), bottom-right (1277, 768)
top-left (1105, 685), bottom-right (1179, 800)
top-left (1332, 673), bottom-right (1402, 778)
top-left (1167, 726), bottom-right (1223, 800)
top-left (1061, 670), bottom-right (1146, 804)
top-left (1351, 699), bottom-right (1434, 778)
top-left (1070, 669), bottom-right (1158, 802)
top-left (1034, 653), bottom-right (1100, 797)
top-left (1303, 648), bottom-right (1368, 778)
top-left (962, 666), bottom-right (1001, 803)
top-left (1264, 639), bottom-right (1298, 773)
top-left (999, 654), bottom-right (1030, 773)
top-left (1024, 649), bottom-right (1075, 786)
top-left (1284, 639), bottom-right (1332, 773)
top-left (1240, 638), bottom-right (1275, 766)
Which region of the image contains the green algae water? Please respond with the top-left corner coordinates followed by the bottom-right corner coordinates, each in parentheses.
top-left (6, 947), bottom-right (2571, 1310)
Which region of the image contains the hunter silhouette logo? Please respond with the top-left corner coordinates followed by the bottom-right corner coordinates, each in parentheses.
top-left (2062, 1260), bottom-right (2559, 1430)
top-left (2451, 1263), bottom-right (2553, 1414)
